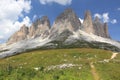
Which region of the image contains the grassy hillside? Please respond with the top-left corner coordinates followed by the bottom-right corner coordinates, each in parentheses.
top-left (0, 48), bottom-right (120, 80)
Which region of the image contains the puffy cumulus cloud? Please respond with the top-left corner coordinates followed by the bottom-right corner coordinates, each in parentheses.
top-left (0, 0), bottom-right (31, 43)
top-left (94, 13), bottom-right (117, 24)
top-left (111, 19), bottom-right (117, 24)
top-left (79, 18), bottom-right (83, 23)
top-left (0, 16), bottom-right (31, 42)
top-left (0, 0), bottom-right (31, 21)
top-left (39, 0), bottom-right (72, 6)
top-left (102, 13), bottom-right (109, 23)
top-left (14, 16), bottom-right (31, 29)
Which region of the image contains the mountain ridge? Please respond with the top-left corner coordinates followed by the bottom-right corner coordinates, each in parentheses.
top-left (7, 8), bottom-right (110, 44)
top-left (0, 8), bottom-right (120, 58)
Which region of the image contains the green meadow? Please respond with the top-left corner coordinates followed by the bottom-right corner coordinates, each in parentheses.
top-left (0, 48), bottom-right (119, 80)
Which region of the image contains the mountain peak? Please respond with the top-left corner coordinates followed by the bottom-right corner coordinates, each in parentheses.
top-left (29, 16), bottom-right (50, 38)
top-left (84, 10), bottom-right (91, 20)
top-left (94, 16), bottom-right (100, 22)
top-left (20, 24), bottom-right (28, 33)
top-left (64, 8), bottom-right (74, 14)
top-left (7, 24), bottom-right (29, 44)
top-left (83, 10), bottom-right (94, 34)
top-left (55, 8), bottom-right (76, 23)
top-left (41, 16), bottom-right (50, 28)
top-left (53, 8), bottom-right (81, 33)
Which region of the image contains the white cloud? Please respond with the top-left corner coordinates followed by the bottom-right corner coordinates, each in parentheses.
top-left (94, 13), bottom-right (102, 19)
top-left (0, 0), bottom-right (31, 43)
top-left (111, 19), bottom-right (117, 24)
top-left (102, 13), bottom-right (109, 23)
top-left (39, 0), bottom-right (72, 5)
top-left (79, 18), bottom-right (83, 23)
top-left (94, 13), bottom-right (117, 24)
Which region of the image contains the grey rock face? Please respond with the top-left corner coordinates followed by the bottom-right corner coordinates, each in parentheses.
top-left (7, 25), bottom-right (29, 44)
top-left (51, 8), bottom-right (81, 34)
top-left (93, 16), bottom-right (104, 37)
top-left (83, 10), bottom-right (95, 34)
top-left (103, 23), bottom-right (110, 38)
top-left (93, 16), bottom-right (110, 38)
top-left (29, 16), bottom-right (50, 38)
top-left (8, 16), bottom-right (51, 44)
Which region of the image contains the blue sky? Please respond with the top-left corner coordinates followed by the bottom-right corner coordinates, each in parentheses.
top-left (0, 0), bottom-right (120, 43)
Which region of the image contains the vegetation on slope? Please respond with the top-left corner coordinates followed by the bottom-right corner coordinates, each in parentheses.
top-left (0, 48), bottom-right (119, 80)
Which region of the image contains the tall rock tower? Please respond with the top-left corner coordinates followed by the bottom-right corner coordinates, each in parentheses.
top-left (51, 8), bottom-right (81, 34)
top-left (93, 16), bottom-right (110, 38)
top-left (83, 10), bottom-right (95, 34)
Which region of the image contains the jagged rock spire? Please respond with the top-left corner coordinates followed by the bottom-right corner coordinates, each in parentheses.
top-left (83, 10), bottom-right (94, 34)
top-left (7, 16), bottom-right (51, 44)
top-left (29, 16), bottom-right (50, 38)
top-left (103, 23), bottom-right (110, 38)
top-left (94, 16), bottom-right (100, 22)
top-left (93, 16), bottom-right (110, 38)
top-left (51, 8), bottom-right (81, 34)
top-left (7, 25), bottom-right (29, 44)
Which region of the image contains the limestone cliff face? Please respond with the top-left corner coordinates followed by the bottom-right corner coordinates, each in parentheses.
top-left (103, 23), bottom-right (110, 38)
top-left (93, 16), bottom-right (110, 38)
top-left (83, 10), bottom-right (94, 34)
top-left (7, 25), bottom-right (29, 44)
top-left (93, 16), bottom-right (105, 37)
top-left (29, 24), bottom-right (37, 38)
top-left (7, 16), bottom-right (51, 44)
top-left (82, 11), bottom-right (110, 38)
top-left (51, 8), bottom-right (81, 34)
top-left (35, 16), bottom-right (50, 38)
top-left (29, 16), bottom-right (50, 38)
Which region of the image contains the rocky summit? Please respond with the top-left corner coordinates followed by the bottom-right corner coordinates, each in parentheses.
top-left (29, 16), bottom-right (50, 38)
top-left (49, 8), bottom-right (81, 39)
top-left (83, 10), bottom-right (95, 34)
top-left (7, 25), bottom-right (29, 44)
top-left (93, 16), bottom-right (110, 38)
top-left (8, 16), bottom-right (50, 44)
top-left (52, 8), bottom-right (81, 32)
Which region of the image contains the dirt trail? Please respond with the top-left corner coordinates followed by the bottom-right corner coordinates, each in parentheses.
top-left (89, 52), bottom-right (118, 80)
top-left (110, 52), bottom-right (118, 59)
top-left (90, 62), bottom-right (100, 80)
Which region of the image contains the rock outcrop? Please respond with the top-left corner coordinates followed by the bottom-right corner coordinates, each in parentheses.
top-left (7, 16), bottom-right (51, 44)
top-left (29, 16), bottom-right (50, 38)
top-left (103, 23), bottom-right (110, 38)
top-left (50, 8), bottom-right (81, 39)
top-left (83, 10), bottom-right (94, 34)
top-left (93, 16), bottom-right (110, 38)
top-left (82, 10), bottom-right (110, 38)
top-left (51, 8), bottom-right (81, 34)
top-left (7, 25), bottom-right (29, 44)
